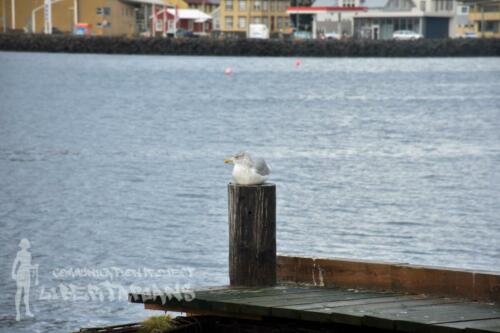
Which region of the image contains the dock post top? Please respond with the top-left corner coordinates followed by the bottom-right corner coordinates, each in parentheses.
top-left (228, 182), bottom-right (276, 188)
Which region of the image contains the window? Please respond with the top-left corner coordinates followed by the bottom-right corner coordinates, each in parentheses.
top-left (484, 20), bottom-right (499, 32)
top-left (225, 0), bottom-right (233, 11)
top-left (484, 5), bottom-right (500, 12)
top-left (238, 16), bottom-right (247, 28)
top-left (122, 7), bottom-right (131, 16)
top-left (420, 1), bottom-right (426, 11)
top-left (263, 1), bottom-right (269, 10)
top-left (97, 7), bottom-right (111, 15)
top-left (96, 21), bottom-right (111, 28)
top-left (225, 16), bottom-right (233, 28)
top-left (251, 16), bottom-right (261, 24)
top-left (254, 0), bottom-right (262, 11)
top-left (239, 0), bottom-right (246, 11)
top-left (446, 0), bottom-right (452, 11)
top-left (270, 1), bottom-right (275, 11)
top-left (262, 16), bottom-right (269, 26)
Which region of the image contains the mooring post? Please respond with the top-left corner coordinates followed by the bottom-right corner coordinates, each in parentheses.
top-left (228, 183), bottom-right (276, 286)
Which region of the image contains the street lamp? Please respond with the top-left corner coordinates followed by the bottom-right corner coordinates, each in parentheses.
top-left (31, 0), bottom-right (73, 33)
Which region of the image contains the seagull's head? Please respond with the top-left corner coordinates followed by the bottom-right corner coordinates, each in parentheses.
top-left (224, 152), bottom-right (253, 167)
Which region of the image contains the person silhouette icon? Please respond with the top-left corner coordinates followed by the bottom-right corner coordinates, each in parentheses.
top-left (11, 239), bottom-right (38, 321)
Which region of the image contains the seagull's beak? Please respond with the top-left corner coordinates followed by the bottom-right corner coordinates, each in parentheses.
top-left (224, 158), bottom-right (233, 164)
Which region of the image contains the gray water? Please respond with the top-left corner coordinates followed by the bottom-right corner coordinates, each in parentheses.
top-left (0, 52), bottom-right (499, 332)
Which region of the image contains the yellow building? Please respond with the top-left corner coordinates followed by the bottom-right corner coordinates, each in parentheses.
top-left (185, 0), bottom-right (219, 14)
top-left (219, 0), bottom-right (291, 36)
top-left (467, 0), bottom-right (500, 38)
top-left (0, 0), bottom-right (188, 35)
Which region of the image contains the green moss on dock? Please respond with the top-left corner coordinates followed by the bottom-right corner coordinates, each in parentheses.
top-left (138, 315), bottom-right (174, 333)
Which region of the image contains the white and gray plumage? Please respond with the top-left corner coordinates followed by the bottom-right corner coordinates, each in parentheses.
top-left (224, 152), bottom-right (270, 185)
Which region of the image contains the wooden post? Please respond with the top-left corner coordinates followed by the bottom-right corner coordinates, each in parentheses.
top-left (228, 183), bottom-right (276, 287)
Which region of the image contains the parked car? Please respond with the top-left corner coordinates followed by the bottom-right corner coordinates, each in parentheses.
top-left (393, 30), bottom-right (423, 40)
top-left (323, 32), bottom-right (341, 40)
top-left (293, 31), bottom-right (312, 40)
top-left (248, 24), bottom-right (270, 39)
top-left (463, 32), bottom-right (477, 39)
top-left (176, 29), bottom-right (196, 38)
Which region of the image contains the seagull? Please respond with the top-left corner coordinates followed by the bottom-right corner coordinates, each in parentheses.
top-left (224, 152), bottom-right (271, 185)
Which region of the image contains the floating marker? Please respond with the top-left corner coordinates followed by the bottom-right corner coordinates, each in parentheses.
top-left (295, 59), bottom-right (302, 67)
top-left (224, 67), bottom-right (233, 76)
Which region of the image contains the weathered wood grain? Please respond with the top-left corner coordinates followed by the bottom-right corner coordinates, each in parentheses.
top-left (130, 285), bottom-right (500, 332)
top-left (277, 255), bottom-right (500, 302)
top-left (228, 183), bottom-right (276, 287)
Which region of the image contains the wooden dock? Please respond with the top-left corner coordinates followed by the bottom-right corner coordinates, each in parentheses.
top-left (130, 283), bottom-right (500, 333)
top-left (129, 184), bottom-right (500, 332)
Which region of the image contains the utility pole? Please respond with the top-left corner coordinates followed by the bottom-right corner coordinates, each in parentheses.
top-left (11, 0), bottom-right (15, 29)
top-left (480, 4), bottom-right (485, 38)
top-left (44, 0), bottom-right (52, 34)
top-left (2, 0), bottom-right (7, 32)
top-left (73, 0), bottom-right (78, 27)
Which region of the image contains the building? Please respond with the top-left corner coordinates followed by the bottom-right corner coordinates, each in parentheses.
top-left (0, 0), bottom-right (189, 36)
top-left (462, 0), bottom-right (500, 37)
top-left (454, 2), bottom-right (475, 37)
top-left (353, 0), bottom-right (457, 39)
top-left (153, 7), bottom-right (212, 35)
top-left (219, 0), bottom-right (292, 37)
top-left (287, 0), bottom-right (368, 38)
top-left (185, 0), bottom-right (219, 14)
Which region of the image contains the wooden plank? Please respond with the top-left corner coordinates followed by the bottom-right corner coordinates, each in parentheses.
top-left (353, 302), bottom-right (500, 332)
top-left (325, 298), bottom-right (460, 329)
top-left (277, 255), bottom-right (500, 302)
top-left (391, 264), bottom-right (474, 300)
top-left (241, 291), bottom-right (394, 310)
top-left (282, 294), bottom-right (430, 312)
top-left (195, 286), bottom-right (329, 300)
top-left (193, 285), bottom-right (323, 300)
top-left (277, 255), bottom-right (394, 290)
top-left (474, 273), bottom-right (500, 303)
top-left (209, 290), bottom-right (372, 317)
top-left (220, 289), bottom-right (393, 305)
top-left (143, 303), bottom-right (263, 321)
top-left (131, 285), bottom-right (500, 333)
top-left (270, 294), bottom-right (408, 322)
top-left (438, 318), bottom-right (500, 332)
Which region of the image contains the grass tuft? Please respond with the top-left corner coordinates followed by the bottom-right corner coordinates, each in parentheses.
top-left (138, 315), bottom-right (174, 333)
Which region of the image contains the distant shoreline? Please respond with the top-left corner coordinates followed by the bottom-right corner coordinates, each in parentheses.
top-left (1, 34), bottom-right (499, 57)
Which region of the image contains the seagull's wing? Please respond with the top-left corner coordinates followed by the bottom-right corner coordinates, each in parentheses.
top-left (253, 157), bottom-right (270, 176)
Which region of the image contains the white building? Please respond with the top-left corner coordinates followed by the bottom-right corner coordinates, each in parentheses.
top-left (353, 0), bottom-right (457, 39)
top-left (287, 0), bottom-right (369, 38)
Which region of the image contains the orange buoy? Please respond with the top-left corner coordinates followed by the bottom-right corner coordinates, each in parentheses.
top-left (295, 59), bottom-right (302, 67)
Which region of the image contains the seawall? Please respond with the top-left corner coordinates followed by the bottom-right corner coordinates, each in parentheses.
top-left (1, 34), bottom-right (499, 57)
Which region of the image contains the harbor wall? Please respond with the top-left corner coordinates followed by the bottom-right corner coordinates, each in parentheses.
top-left (1, 34), bottom-right (499, 57)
